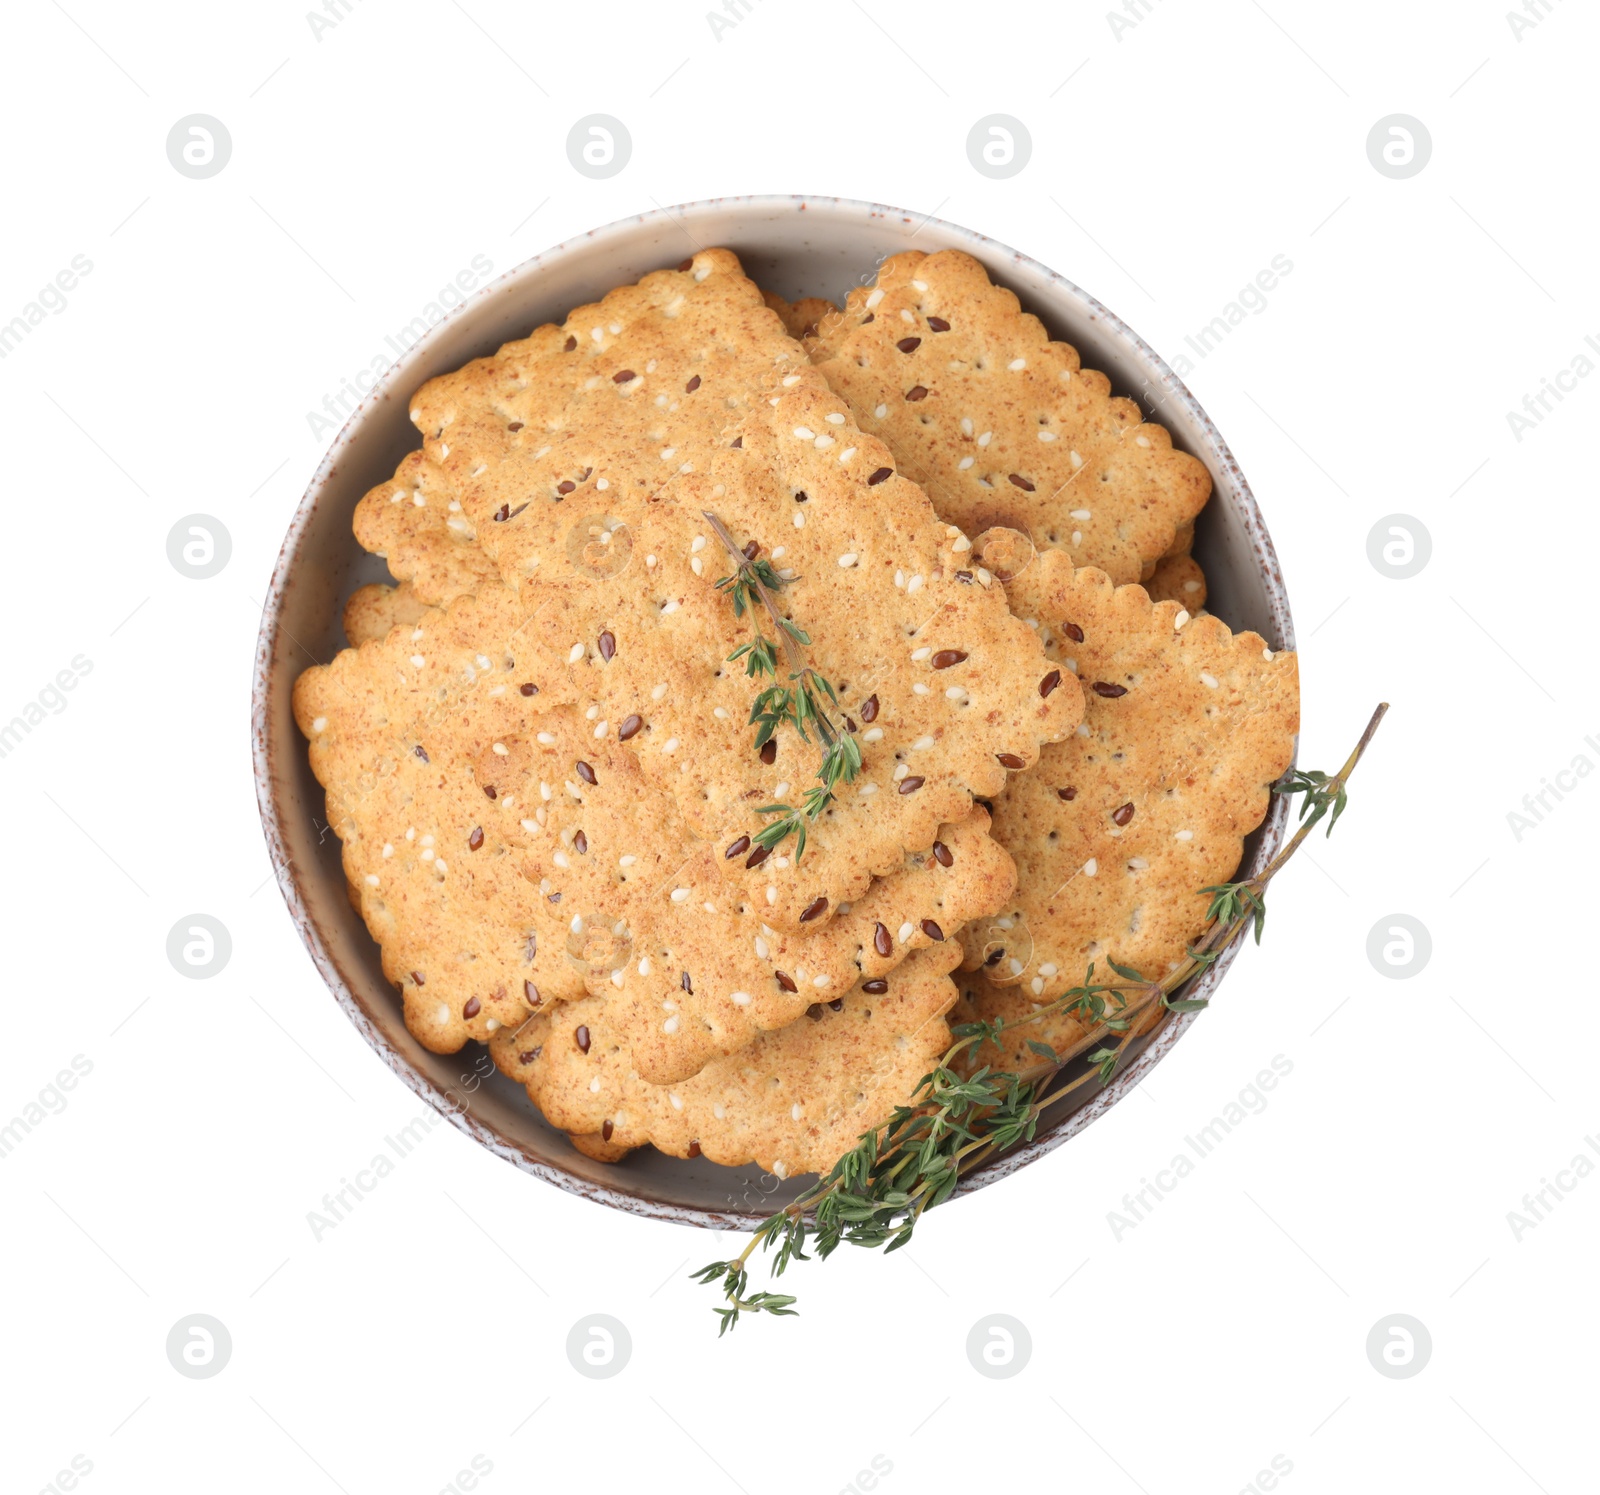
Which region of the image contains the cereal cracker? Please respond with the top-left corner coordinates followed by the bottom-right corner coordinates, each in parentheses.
top-left (492, 943), bottom-right (963, 1177)
top-left (762, 288), bottom-right (838, 341)
top-left (1144, 552), bottom-right (1207, 610)
top-left (506, 373), bottom-right (1082, 929)
top-left (343, 580), bottom-right (430, 646)
top-left (956, 545), bottom-right (1296, 1071)
top-left (352, 250), bottom-right (805, 606)
top-left (805, 249), bottom-right (1210, 583)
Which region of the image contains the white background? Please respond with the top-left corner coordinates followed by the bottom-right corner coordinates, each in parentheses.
top-left (2, 1), bottom-right (1596, 1491)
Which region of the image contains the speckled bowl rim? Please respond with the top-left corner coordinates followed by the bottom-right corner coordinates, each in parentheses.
top-left (252, 194), bottom-right (1295, 1229)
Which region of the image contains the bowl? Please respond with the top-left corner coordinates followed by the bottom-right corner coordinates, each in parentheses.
top-left (252, 196), bottom-right (1295, 1227)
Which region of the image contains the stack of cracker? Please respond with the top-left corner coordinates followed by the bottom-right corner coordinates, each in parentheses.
top-left (297, 247), bottom-right (1297, 1183)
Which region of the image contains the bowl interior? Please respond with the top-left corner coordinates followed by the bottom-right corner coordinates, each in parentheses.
top-left (254, 197), bottom-right (1294, 1228)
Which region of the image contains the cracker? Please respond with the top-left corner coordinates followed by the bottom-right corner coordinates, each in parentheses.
top-left (351, 250), bottom-right (804, 607)
top-left (955, 545), bottom-right (1297, 1072)
top-left (491, 944), bottom-right (963, 1178)
top-left (293, 595), bottom-right (648, 1051)
top-left (762, 288), bottom-right (838, 341)
top-left (1144, 552), bottom-right (1207, 610)
top-left (296, 586), bottom-right (1016, 1075)
top-left (503, 372), bottom-right (1082, 929)
top-left (804, 249), bottom-right (1211, 584)
top-left (582, 804), bottom-right (1013, 1085)
top-left (351, 450), bottom-right (500, 608)
top-left (343, 580), bottom-right (431, 646)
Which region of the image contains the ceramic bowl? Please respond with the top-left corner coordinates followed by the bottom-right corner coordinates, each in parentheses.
top-left (252, 196), bottom-right (1295, 1227)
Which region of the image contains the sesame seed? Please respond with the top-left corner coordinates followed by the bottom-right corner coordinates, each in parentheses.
top-left (767, 886), bottom-right (778, 904)
top-left (911, 735), bottom-right (934, 750)
top-left (1039, 962), bottom-right (1058, 977)
top-left (815, 434), bottom-right (835, 450)
top-left (713, 706), bottom-right (729, 720)
top-left (671, 887), bottom-right (690, 902)
top-left (911, 646), bottom-right (932, 661)
top-left (782, 373), bottom-right (802, 386)
top-left (866, 288), bottom-right (884, 309)
top-left (652, 682), bottom-right (668, 699)
top-left (691, 556), bottom-right (703, 576)
top-left (792, 426), bottom-right (815, 440)
top-left (977, 431), bottom-right (992, 447)
top-left (1174, 610), bottom-right (1190, 629)
top-left (553, 851), bottom-right (569, 869)
top-left (1038, 430), bottom-right (1057, 442)
top-left (893, 763), bottom-right (909, 781)
top-left (914, 683), bottom-right (930, 695)
top-left (410, 654), bottom-right (425, 668)
top-left (1201, 673), bottom-right (1219, 689)
top-left (874, 403), bottom-right (888, 419)
top-left (662, 737), bottom-right (679, 752)
top-left (567, 643), bottom-right (585, 663)
top-left (1175, 830), bottom-right (1194, 841)
top-left (898, 922), bottom-right (914, 942)
top-left (1031, 977), bottom-right (1044, 994)
top-left (1083, 859), bottom-right (1099, 877)
top-left (691, 536), bottom-right (706, 552)
top-left (381, 843), bottom-right (393, 857)
top-left (731, 990), bottom-right (751, 1006)
top-left (826, 412), bottom-right (846, 425)
top-left (793, 511), bottom-right (805, 528)
top-left (1008, 358), bottom-right (1027, 371)
top-left (946, 686), bottom-right (967, 701)
top-left (364, 873), bottom-right (379, 887)
top-left (812, 974), bottom-right (830, 989)
top-left (838, 552), bottom-right (858, 567)
top-left (900, 309), bottom-right (914, 323)
top-left (906, 574), bottom-right (924, 593)
top-left (660, 447), bottom-right (676, 460)
top-left (957, 456), bottom-right (974, 469)
top-left (493, 742), bottom-right (510, 755)
top-left (311, 716), bottom-right (327, 733)
top-left (520, 819), bottom-right (537, 832)
top-left (857, 783), bottom-right (878, 795)
top-left (663, 1016), bottom-right (680, 1034)
top-left (1072, 531), bottom-right (1083, 546)
top-left (435, 1003), bottom-right (449, 1024)
top-left (1263, 647), bottom-right (1274, 661)
top-left (863, 727), bottom-right (884, 743)
top-left (1071, 509), bottom-right (1092, 520)
top-left (620, 854), bottom-right (637, 867)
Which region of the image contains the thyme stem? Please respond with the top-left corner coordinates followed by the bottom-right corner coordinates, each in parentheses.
top-left (690, 703), bottom-right (1390, 1332)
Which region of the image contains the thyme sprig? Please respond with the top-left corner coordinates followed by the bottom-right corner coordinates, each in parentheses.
top-left (704, 511), bottom-right (862, 862)
top-left (692, 702), bottom-right (1389, 1332)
